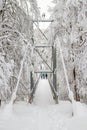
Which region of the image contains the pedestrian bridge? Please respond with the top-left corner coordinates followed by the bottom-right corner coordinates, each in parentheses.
top-left (33, 79), bottom-right (55, 106)
top-left (28, 19), bottom-right (58, 104)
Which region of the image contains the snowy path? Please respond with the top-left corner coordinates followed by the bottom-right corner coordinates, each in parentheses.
top-left (33, 79), bottom-right (55, 105)
top-left (0, 79), bottom-right (87, 130)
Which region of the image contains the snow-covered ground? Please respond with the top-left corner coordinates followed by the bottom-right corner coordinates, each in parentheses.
top-left (0, 79), bottom-right (87, 130)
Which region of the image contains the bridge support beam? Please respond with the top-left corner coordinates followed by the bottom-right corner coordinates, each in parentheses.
top-left (29, 71), bottom-right (34, 103)
top-left (52, 46), bottom-right (58, 103)
top-left (30, 71), bottom-right (34, 90)
top-left (28, 19), bottom-right (59, 104)
top-left (29, 72), bottom-right (40, 103)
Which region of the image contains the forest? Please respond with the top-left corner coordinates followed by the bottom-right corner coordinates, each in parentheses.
top-left (0, 0), bottom-right (87, 103)
top-left (0, 0), bottom-right (87, 130)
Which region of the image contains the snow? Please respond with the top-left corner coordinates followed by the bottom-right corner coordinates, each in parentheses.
top-left (0, 101), bottom-right (87, 130)
top-left (66, 116), bottom-right (87, 130)
top-left (0, 0), bottom-right (87, 129)
top-left (0, 101), bottom-right (72, 130)
top-left (33, 79), bottom-right (55, 106)
top-left (57, 37), bottom-right (76, 115)
top-left (0, 80), bottom-right (87, 130)
top-left (0, 0), bottom-right (3, 11)
top-left (11, 42), bottom-right (31, 104)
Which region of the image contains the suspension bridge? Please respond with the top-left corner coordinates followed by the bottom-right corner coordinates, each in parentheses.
top-left (28, 19), bottom-right (58, 104)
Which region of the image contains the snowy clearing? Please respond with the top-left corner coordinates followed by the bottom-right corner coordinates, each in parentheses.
top-left (0, 79), bottom-right (87, 130)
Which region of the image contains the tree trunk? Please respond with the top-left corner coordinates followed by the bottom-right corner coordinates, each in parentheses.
top-left (73, 67), bottom-right (80, 101)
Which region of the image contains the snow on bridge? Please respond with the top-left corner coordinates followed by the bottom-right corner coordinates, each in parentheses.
top-left (33, 79), bottom-right (55, 105)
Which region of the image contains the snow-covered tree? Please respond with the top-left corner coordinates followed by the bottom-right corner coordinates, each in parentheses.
top-left (48, 0), bottom-right (87, 102)
top-left (0, 0), bottom-right (40, 101)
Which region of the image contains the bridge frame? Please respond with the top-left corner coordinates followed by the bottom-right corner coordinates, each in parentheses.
top-left (29, 19), bottom-right (58, 104)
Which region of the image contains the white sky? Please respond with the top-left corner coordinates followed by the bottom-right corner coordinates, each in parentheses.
top-left (37, 0), bottom-right (54, 18)
top-left (36, 0), bottom-right (55, 29)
